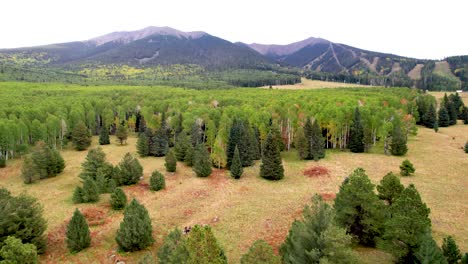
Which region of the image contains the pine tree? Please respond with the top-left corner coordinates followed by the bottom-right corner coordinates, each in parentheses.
top-left (0, 156), bottom-right (5, 168)
top-left (400, 159), bottom-right (415, 176)
top-left (310, 120), bottom-right (325, 161)
top-left (114, 153), bottom-right (143, 185)
top-left (295, 126), bottom-right (308, 160)
top-left (95, 162), bottom-right (115, 193)
top-left (230, 146), bottom-right (243, 179)
top-left (175, 132), bottom-right (190, 161)
top-left (465, 142), bottom-right (468, 153)
top-left (190, 121), bottom-right (204, 147)
top-left (415, 233), bottom-right (448, 264)
top-left (22, 141), bottom-right (65, 183)
top-left (227, 119), bottom-right (254, 168)
top-left (448, 102), bottom-right (458, 126)
top-left (151, 126), bottom-right (169, 157)
top-left (116, 199), bottom-right (154, 252)
top-left (377, 172), bottom-right (404, 205)
top-left (150, 170), bottom-right (166, 191)
top-left (136, 133), bottom-right (150, 157)
top-left (72, 122), bottom-right (91, 151)
top-left (423, 104), bottom-right (437, 128)
top-left (439, 106), bottom-right (450, 127)
top-left (157, 228), bottom-right (189, 264)
top-left (462, 253), bottom-right (468, 264)
top-left (260, 131), bottom-right (284, 181)
top-left (302, 118), bottom-right (313, 159)
top-left (281, 194), bottom-right (357, 264)
top-left (382, 184), bottom-right (431, 262)
top-left (442, 236), bottom-right (462, 264)
top-left (81, 177), bottom-right (99, 203)
top-left (110, 187), bottom-right (127, 210)
top-left (72, 186), bottom-right (84, 204)
top-left (349, 107), bottom-right (365, 153)
top-left (241, 240), bottom-right (280, 264)
top-left (80, 147), bottom-right (106, 180)
top-left (66, 209), bottom-right (91, 253)
top-left (138, 253), bottom-right (156, 264)
top-left (463, 107), bottom-right (468, 124)
top-left (99, 124), bottom-right (110, 145)
top-left (390, 123), bottom-right (408, 156)
top-left (185, 225), bottom-right (227, 264)
top-left (165, 149), bottom-right (177, 172)
top-left (0, 236), bottom-right (38, 264)
top-left (116, 123), bottom-right (128, 145)
top-left (184, 143), bottom-right (195, 167)
top-left (334, 168), bottom-right (384, 246)
top-left (250, 126), bottom-right (262, 160)
top-left (193, 144), bottom-right (212, 177)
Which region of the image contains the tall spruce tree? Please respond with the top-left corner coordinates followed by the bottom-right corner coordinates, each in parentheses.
top-left (302, 118), bottom-right (313, 159)
top-left (334, 168), bottom-right (385, 246)
top-left (116, 123), bottom-right (128, 145)
top-left (184, 144), bottom-right (195, 167)
top-left (80, 147), bottom-right (106, 180)
top-left (193, 144), bottom-right (212, 177)
top-left (230, 146), bottom-right (243, 179)
top-left (260, 131), bottom-right (284, 181)
top-left (439, 106), bottom-right (450, 127)
top-left (136, 133), bottom-right (150, 157)
top-left (377, 172), bottom-right (404, 205)
top-left (349, 107), bottom-right (365, 153)
top-left (99, 124), bottom-right (110, 145)
top-left (227, 119), bottom-right (254, 168)
top-left (442, 236), bottom-right (462, 264)
top-left (448, 102), bottom-right (458, 125)
top-left (423, 104), bottom-right (437, 128)
top-left (116, 199), bottom-right (154, 252)
top-left (281, 194), bottom-right (358, 264)
top-left (185, 225), bottom-right (227, 264)
top-left (72, 122), bottom-right (91, 151)
top-left (390, 123), bottom-right (408, 156)
top-left (165, 149), bottom-right (177, 172)
top-left (415, 232), bottom-right (448, 264)
top-left (382, 184), bottom-right (431, 262)
top-left (66, 209), bottom-right (91, 253)
top-left (295, 126), bottom-right (308, 160)
top-left (151, 126), bottom-right (169, 157)
top-left (310, 120), bottom-right (325, 161)
top-left (174, 132), bottom-right (190, 161)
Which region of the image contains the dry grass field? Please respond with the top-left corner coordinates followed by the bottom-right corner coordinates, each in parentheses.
top-left (1, 123), bottom-right (467, 263)
top-left (430, 91), bottom-right (468, 105)
top-left (262, 78), bottom-right (369, 90)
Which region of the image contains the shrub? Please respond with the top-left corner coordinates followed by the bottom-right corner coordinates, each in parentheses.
top-left (116, 199), bottom-right (154, 252)
top-left (400, 159), bottom-right (415, 176)
top-left (164, 149), bottom-right (177, 172)
top-left (241, 240), bottom-right (280, 264)
top-left (0, 236), bottom-right (38, 264)
top-left (66, 209), bottom-right (91, 253)
top-left (150, 170), bottom-right (165, 191)
top-left (72, 122), bottom-right (91, 151)
top-left (110, 187), bottom-right (127, 210)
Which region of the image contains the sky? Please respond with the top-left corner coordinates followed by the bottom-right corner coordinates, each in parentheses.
top-left (1, 0), bottom-right (467, 59)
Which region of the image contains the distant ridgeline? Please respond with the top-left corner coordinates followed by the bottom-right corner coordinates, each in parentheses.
top-left (0, 26), bottom-right (466, 90)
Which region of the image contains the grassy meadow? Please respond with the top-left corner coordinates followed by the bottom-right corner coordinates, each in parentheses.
top-left (1, 122), bottom-right (467, 263)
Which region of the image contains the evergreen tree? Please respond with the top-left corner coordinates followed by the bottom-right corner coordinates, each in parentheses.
top-left (448, 102), bottom-right (458, 126)
top-left (400, 159), bottom-right (415, 176)
top-left (281, 194), bottom-right (357, 264)
top-left (136, 133), bottom-right (150, 157)
top-left (165, 149), bottom-right (177, 172)
top-left (377, 172), bottom-right (404, 205)
top-left (115, 199), bottom-right (154, 252)
top-left (442, 236), bottom-right (462, 264)
top-left (0, 156), bottom-right (5, 168)
top-left (95, 162), bottom-right (116, 193)
top-left (461, 253), bottom-right (468, 264)
top-left (193, 144), bottom-right (212, 177)
top-left (295, 126), bottom-right (308, 160)
top-left (151, 126), bottom-right (169, 157)
top-left (465, 142), bottom-right (468, 153)
top-left (114, 153), bottom-right (143, 185)
top-left (72, 186), bottom-right (84, 204)
top-left (22, 141), bottom-right (65, 183)
top-left (80, 147), bottom-right (106, 180)
top-left (227, 119), bottom-right (254, 168)
top-left (66, 209), bottom-right (91, 253)
top-left (110, 187), bottom-right (127, 210)
top-left (241, 240), bottom-right (280, 264)
top-left (439, 106), bottom-right (450, 127)
top-left (250, 126), bottom-right (262, 160)
top-left (415, 233), bottom-right (448, 264)
top-left (302, 118), bottom-right (313, 159)
top-left (190, 121), bottom-right (205, 147)
top-left (145, 128), bottom-right (156, 156)
top-left (463, 107), bottom-right (468, 124)
top-left (0, 189), bottom-right (47, 253)
top-left (99, 124), bottom-right (110, 145)
top-left (185, 225), bottom-right (227, 264)
top-left (260, 131), bottom-right (284, 181)
top-left (174, 132), bottom-right (190, 161)
top-left (382, 184), bottom-right (431, 262)
top-left (72, 121), bottom-right (91, 151)
top-left (150, 170), bottom-right (166, 191)
top-left (22, 156), bottom-right (38, 184)
top-left (390, 123), bottom-right (408, 156)
top-left (138, 253), bottom-right (155, 264)
top-left (0, 236), bottom-right (38, 264)
top-left (334, 168), bottom-right (384, 246)
top-left (423, 104), bottom-right (437, 128)
top-left (137, 114), bottom-right (147, 134)
top-left (349, 107), bottom-right (365, 153)
top-left (80, 177), bottom-right (99, 203)
top-left (310, 120), bottom-right (325, 161)
top-left (184, 143), bottom-right (195, 167)
top-left (230, 146), bottom-right (243, 179)
top-left (116, 123), bottom-right (128, 145)
top-left (157, 228), bottom-right (189, 264)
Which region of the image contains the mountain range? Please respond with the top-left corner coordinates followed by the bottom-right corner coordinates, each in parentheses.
top-left (0, 26), bottom-right (466, 90)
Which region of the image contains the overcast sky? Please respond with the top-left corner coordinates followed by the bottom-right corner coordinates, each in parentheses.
top-left (1, 0), bottom-right (467, 59)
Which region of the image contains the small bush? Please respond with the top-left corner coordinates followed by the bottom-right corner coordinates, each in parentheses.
top-left (150, 170), bottom-right (165, 191)
top-left (110, 187), bottom-right (127, 210)
top-left (0, 236), bottom-right (38, 264)
top-left (400, 159), bottom-right (415, 176)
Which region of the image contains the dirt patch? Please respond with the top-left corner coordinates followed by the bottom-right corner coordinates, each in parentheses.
top-left (320, 192), bottom-right (336, 201)
top-left (303, 166), bottom-right (330, 177)
top-left (81, 207), bottom-right (108, 226)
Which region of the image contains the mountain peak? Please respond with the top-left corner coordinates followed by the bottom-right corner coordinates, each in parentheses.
top-left (248, 36), bottom-right (330, 56)
top-left (88, 26), bottom-right (207, 46)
